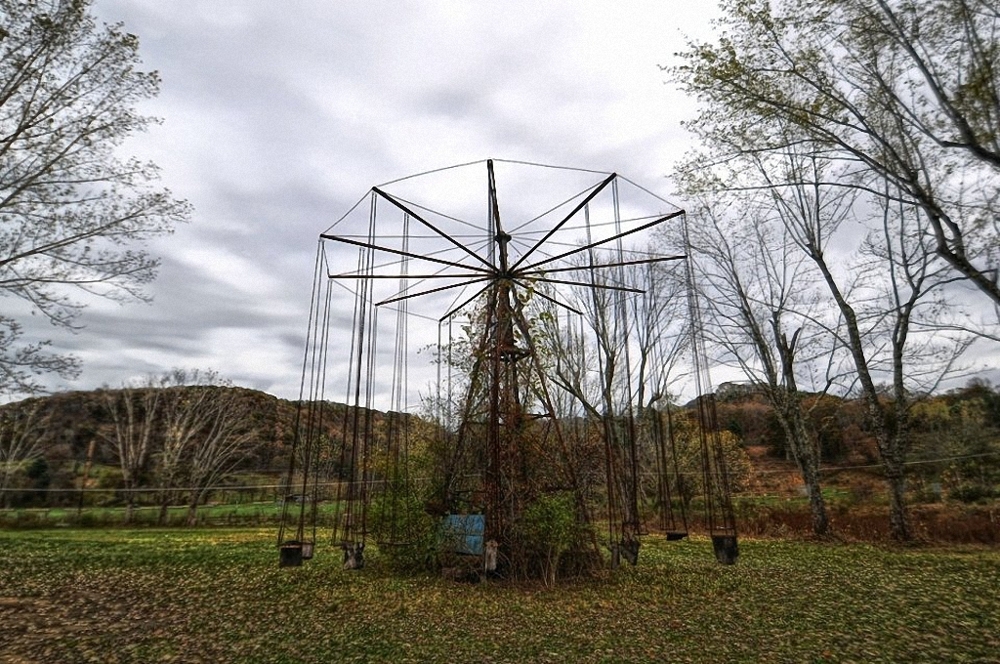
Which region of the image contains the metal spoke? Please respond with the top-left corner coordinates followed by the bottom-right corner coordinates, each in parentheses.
top-left (518, 254), bottom-right (686, 277)
top-left (511, 279), bottom-right (583, 315)
top-left (509, 172), bottom-right (618, 271)
top-left (321, 233), bottom-right (492, 274)
top-left (372, 187), bottom-right (494, 270)
top-left (376, 276), bottom-right (492, 307)
top-left (519, 209), bottom-right (685, 273)
top-left (524, 275), bottom-right (645, 294)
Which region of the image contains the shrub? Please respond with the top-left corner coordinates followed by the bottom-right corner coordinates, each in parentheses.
top-left (369, 482), bottom-right (439, 573)
top-left (949, 484), bottom-right (996, 504)
top-left (515, 492), bottom-right (581, 585)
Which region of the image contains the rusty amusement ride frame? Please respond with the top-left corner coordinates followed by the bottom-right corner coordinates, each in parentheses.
top-left (277, 159), bottom-right (738, 577)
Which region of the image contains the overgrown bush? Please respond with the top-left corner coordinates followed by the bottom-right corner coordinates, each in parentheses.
top-left (515, 492), bottom-right (581, 586)
top-left (948, 484), bottom-right (997, 504)
top-left (369, 482), bottom-right (439, 573)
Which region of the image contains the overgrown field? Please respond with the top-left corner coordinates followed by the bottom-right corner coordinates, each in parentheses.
top-left (1, 530), bottom-right (997, 663)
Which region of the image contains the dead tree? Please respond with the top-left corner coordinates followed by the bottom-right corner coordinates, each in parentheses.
top-left (0, 402), bottom-right (46, 508)
top-left (677, 191), bottom-right (837, 536)
top-left (182, 385), bottom-right (255, 525)
top-left (101, 383), bottom-right (161, 522)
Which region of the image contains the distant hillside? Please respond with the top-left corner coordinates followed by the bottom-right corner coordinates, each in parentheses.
top-left (3, 387), bottom-right (289, 472)
top-left (0, 385), bottom-right (418, 507)
top-left (2, 380), bottom-right (997, 516)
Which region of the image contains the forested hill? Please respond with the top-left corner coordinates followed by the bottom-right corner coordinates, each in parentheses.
top-left (3, 386), bottom-right (278, 472)
top-left (0, 385), bottom-right (412, 498)
top-left (2, 380), bottom-right (998, 509)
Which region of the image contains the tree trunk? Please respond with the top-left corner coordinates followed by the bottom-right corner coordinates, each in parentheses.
top-left (813, 251), bottom-right (913, 541)
top-left (792, 414), bottom-right (829, 537)
top-left (545, 551), bottom-right (557, 588)
top-left (883, 457), bottom-right (911, 542)
top-left (158, 500), bottom-right (169, 526)
top-left (773, 393), bottom-right (830, 537)
top-left (802, 463), bottom-right (829, 537)
top-left (782, 420), bottom-right (829, 537)
top-left (187, 492), bottom-right (201, 526)
top-left (124, 496), bottom-right (135, 525)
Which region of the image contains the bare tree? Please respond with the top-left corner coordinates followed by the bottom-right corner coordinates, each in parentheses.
top-left (100, 370), bottom-right (256, 524)
top-left (672, 0), bottom-right (988, 541)
top-left (101, 381), bottom-right (160, 522)
top-left (0, 0), bottom-right (190, 394)
top-left (181, 383), bottom-right (255, 525)
top-left (0, 401), bottom-right (46, 507)
top-left (676, 189), bottom-right (838, 536)
top-left (546, 260), bottom-right (688, 418)
top-left (764, 146), bottom-right (973, 540)
top-left (544, 258), bottom-right (690, 549)
top-left (154, 369), bottom-right (225, 524)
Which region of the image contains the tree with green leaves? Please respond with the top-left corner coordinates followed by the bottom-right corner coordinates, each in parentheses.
top-left (673, 0), bottom-right (1000, 317)
top-left (0, 0), bottom-right (190, 394)
top-left (672, 0), bottom-right (990, 541)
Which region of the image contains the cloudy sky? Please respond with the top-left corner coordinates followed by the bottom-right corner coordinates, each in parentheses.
top-left (30, 0), bottom-right (721, 400)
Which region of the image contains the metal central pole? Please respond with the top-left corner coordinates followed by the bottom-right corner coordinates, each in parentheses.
top-left (485, 159), bottom-right (525, 566)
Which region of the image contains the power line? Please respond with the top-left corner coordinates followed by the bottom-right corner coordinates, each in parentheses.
top-left (816, 451), bottom-right (1000, 473)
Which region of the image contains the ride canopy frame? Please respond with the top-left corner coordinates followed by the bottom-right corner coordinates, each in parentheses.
top-left (277, 159), bottom-right (738, 578)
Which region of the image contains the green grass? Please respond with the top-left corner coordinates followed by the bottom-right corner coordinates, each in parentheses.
top-left (731, 486), bottom-right (855, 508)
top-left (0, 530), bottom-right (997, 663)
top-left (0, 501), bottom-right (343, 528)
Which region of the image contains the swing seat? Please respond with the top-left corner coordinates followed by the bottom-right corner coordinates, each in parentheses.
top-left (279, 540), bottom-right (304, 567)
top-left (711, 534), bottom-right (739, 565)
top-left (301, 540), bottom-right (315, 560)
top-left (666, 530), bottom-right (688, 541)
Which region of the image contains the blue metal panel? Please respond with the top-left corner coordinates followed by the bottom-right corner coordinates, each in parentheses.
top-left (441, 514), bottom-right (485, 555)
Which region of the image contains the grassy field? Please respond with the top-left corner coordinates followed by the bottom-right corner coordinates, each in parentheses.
top-left (0, 501), bottom-right (340, 529)
top-left (0, 530), bottom-right (998, 663)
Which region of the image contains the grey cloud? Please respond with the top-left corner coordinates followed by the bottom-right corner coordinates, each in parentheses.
top-left (45, 0), bottom-right (933, 405)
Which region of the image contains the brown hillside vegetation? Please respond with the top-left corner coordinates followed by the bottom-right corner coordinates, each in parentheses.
top-left (0, 387), bottom-right (421, 512)
top-left (1, 382), bottom-right (998, 542)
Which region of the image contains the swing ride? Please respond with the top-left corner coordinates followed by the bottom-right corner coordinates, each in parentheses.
top-left (277, 159), bottom-right (738, 579)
